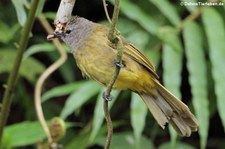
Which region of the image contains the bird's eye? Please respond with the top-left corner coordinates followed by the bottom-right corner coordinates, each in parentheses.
top-left (54, 31), bottom-right (63, 36)
top-left (65, 29), bottom-right (71, 34)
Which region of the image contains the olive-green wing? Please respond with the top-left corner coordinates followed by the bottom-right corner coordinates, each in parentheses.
top-left (123, 41), bottom-right (159, 79)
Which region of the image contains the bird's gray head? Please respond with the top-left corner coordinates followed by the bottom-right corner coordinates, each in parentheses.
top-left (48, 16), bottom-right (94, 53)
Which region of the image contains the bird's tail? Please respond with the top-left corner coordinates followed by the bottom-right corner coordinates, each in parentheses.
top-left (139, 81), bottom-right (198, 137)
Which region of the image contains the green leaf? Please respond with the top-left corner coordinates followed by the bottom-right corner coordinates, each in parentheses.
top-left (202, 8), bottom-right (225, 130)
top-left (11, 0), bottom-right (29, 26)
top-left (180, 0), bottom-right (198, 13)
top-left (47, 51), bottom-right (75, 83)
top-left (156, 27), bottom-right (183, 146)
top-left (24, 43), bottom-right (72, 82)
top-left (0, 49), bottom-right (45, 83)
top-left (2, 121), bottom-right (45, 147)
top-left (183, 21), bottom-right (209, 149)
top-left (131, 93), bottom-right (147, 149)
top-left (145, 49), bottom-right (161, 68)
top-left (42, 81), bottom-right (88, 102)
top-left (118, 0), bottom-right (160, 34)
top-left (162, 43), bottom-right (183, 146)
top-left (162, 37), bottom-right (183, 98)
top-left (64, 128), bottom-right (91, 149)
top-left (95, 132), bottom-right (154, 149)
top-left (157, 26), bottom-right (182, 53)
top-left (36, 0), bottom-right (45, 16)
top-left (126, 29), bottom-right (150, 50)
top-left (65, 122), bottom-right (110, 149)
top-left (149, 0), bottom-right (181, 25)
top-left (0, 22), bottom-right (20, 43)
top-left (43, 12), bottom-right (56, 20)
top-left (116, 18), bottom-right (139, 36)
top-left (224, 1), bottom-right (225, 10)
top-left (23, 43), bottom-right (55, 60)
top-left (89, 88), bottom-right (120, 142)
top-left (159, 141), bottom-right (196, 149)
top-left (0, 21), bottom-right (11, 43)
top-left (24, 43), bottom-right (70, 59)
top-left (207, 61), bottom-right (217, 117)
top-left (60, 81), bottom-right (101, 119)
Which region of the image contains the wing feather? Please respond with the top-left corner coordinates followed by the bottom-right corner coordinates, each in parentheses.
top-left (122, 40), bottom-right (159, 79)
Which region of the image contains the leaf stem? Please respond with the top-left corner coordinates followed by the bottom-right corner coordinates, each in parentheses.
top-left (0, 0), bottom-right (40, 144)
top-left (34, 14), bottom-right (68, 144)
top-left (102, 0), bottom-right (112, 23)
top-left (108, 0), bottom-right (120, 42)
top-left (103, 0), bottom-right (123, 149)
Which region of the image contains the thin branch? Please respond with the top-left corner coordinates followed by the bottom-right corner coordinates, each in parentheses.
top-left (0, 0), bottom-right (40, 144)
top-left (103, 0), bottom-right (123, 149)
top-left (104, 38), bottom-right (123, 149)
top-left (177, 1), bottom-right (215, 32)
top-left (177, 10), bottom-right (201, 32)
top-left (102, 0), bottom-right (112, 23)
top-left (55, 0), bottom-right (76, 24)
top-left (104, 38), bottom-right (123, 97)
top-left (34, 14), bottom-right (68, 144)
top-left (104, 0), bottom-right (121, 98)
top-left (103, 100), bottom-right (112, 149)
top-left (34, 0), bottom-right (76, 145)
top-left (107, 0), bottom-right (120, 42)
top-left (54, 0), bottom-right (76, 33)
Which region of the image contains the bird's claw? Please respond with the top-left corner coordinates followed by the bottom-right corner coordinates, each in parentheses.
top-left (103, 92), bottom-right (113, 101)
top-left (114, 60), bottom-right (124, 68)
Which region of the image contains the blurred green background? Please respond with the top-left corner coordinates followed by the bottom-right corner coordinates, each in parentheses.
top-left (0, 0), bottom-right (225, 148)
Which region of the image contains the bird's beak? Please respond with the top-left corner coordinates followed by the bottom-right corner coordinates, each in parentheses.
top-left (47, 33), bottom-right (56, 40)
top-left (47, 31), bottom-right (64, 40)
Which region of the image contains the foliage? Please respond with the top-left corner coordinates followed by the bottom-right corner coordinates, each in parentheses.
top-left (0, 0), bottom-right (225, 148)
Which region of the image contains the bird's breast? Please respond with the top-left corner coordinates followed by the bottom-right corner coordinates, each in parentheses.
top-left (72, 25), bottom-right (156, 93)
top-left (73, 35), bottom-right (116, 86)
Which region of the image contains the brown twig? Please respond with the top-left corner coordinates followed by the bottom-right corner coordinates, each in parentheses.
top-left (54, 0), bottom-right (76, 34)
top-left (103, 0), bottom-right (123, 148)
top-left (34, 14), bottom-right (67, 144)
top-left (34, 0), bottom-right (76, 145)
top-left (177, 0), bottom-right (218, 32)
top-left (177, 10), bottom-right (201, 32)
top-left (34, 0), bottom-right (76, 146)
top-left (102, 0), bottom-right (112, 23)
top-left (104, 38), bottom-right (123, 149)
top-left (103, 100), bottom-right (112, 149)
top-left (107, 0), bottom-right (120, 42)
top-left (0, 0), bottom-right (40, 144)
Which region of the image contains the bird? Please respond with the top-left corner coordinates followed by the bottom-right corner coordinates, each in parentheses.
top-left (48, 16), bottom-right (198, 137)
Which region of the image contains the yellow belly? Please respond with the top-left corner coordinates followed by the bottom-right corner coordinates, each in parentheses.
top-left (74, 47), bottom-right (155, 94)
top-left (73, 26), bottom-right (156, 94)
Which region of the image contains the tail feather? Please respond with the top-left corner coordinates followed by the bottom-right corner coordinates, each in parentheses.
top-left (155, 94), bottom-right (173, 117)
top-left (140, 94), bottom-right (168, 129)
top-left (170, 113), bottom-right (192, 136)
top-left (139, 81), bottom-right (198, 137)
top-left (155, 81), bottom-right (198, 129)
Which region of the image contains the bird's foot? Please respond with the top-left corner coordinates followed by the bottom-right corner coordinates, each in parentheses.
top-left (114, 60), bottom-right (124, 68)
top-left (103, 92), bottom-right (113, 101)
